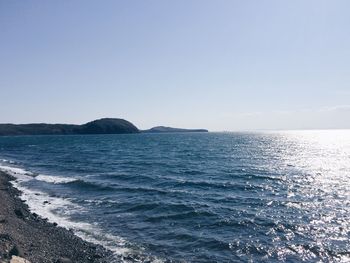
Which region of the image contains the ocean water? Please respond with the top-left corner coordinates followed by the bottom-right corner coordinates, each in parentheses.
top-left (0, 131), bottom-right (350, 262)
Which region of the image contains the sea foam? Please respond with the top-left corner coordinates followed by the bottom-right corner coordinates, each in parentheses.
top-left (0, 164), bottom-right (130, 260)
top-left (0, 163), bottom-right (163, 263)
top-left (35, 174), bottom-right (78, 184)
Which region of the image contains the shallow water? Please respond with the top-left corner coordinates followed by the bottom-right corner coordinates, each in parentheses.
top-left (0, 131), bottom-right (350, 262)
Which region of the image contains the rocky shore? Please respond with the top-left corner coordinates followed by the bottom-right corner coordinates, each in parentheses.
top-left (0, 171), bottom-right (114, 263)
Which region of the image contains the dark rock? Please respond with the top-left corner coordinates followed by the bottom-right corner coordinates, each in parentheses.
top-left (55, 257), bottom-right (73, 263)
top-left (93, 254), bottom-right (102, 259)
top-left (9, 245), bottom-right (23, 257)
top-left (14, 209), bottom-right (25, 219)
top-left (0, 233), bottom-right (11, 241)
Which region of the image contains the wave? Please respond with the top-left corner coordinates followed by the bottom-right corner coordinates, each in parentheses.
top-left (0, 163), bottom-right (164, 263)
top-left (65, 179), bottom-right (116, 191)
top-left (146, 210), bottom-right (215, 222)
top-left (0, 158), bottom-right (16, 164)
top-left (35, 174), bottom-right (78, 184)
top-left (12, 181), bottom-right (132, 260)
top-left (0, 164), bottom-right (34, 182)
top-left (0, 164), bottom-right (79, 185)
top-left (0, 162), bottom-right (113, 190)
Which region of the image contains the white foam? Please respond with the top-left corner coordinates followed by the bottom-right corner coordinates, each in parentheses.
top-left (0, 164), bottom-right (32, 175)
top-left (6, 181), bottom-right (129, 255)
top-left (0, 164), bottom-right (164, 263)
top-left (0, 159), bottom-right (16, 164)
top-left (0, 164), bottom-right (33, 182)
top-left (0, 163), bottom-right (78, 185)
top-left (12, 181), bottom-right (130, 257)
top-left (35, 174), bottom-right (78, 184)
top-left (0, 165), bottom-right (129, 256)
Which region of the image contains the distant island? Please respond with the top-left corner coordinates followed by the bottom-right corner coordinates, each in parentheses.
top-left (142, 126), bottom-right (208, 133)
top-left (0, 118), bottom-right (208, 136)
top-left (0, 118), bottom-right (138, 136)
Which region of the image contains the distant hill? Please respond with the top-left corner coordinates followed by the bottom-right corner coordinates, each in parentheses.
top-left (142, 126), bottom-right (208, 133)
top-left (0, 118), bottom-right (139, 136)
top-left (76, 118), bottom-right (139, 134)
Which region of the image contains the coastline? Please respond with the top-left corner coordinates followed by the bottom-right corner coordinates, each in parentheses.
top-left (0, 171), bottom-right (113, 263)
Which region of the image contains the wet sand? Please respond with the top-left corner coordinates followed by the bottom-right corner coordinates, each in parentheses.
top-left (0, 171), bottom-right (114, 263)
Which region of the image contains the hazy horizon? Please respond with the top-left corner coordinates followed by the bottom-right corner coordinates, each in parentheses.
top-left (1, 1), bottom-right (350, 131)
top-left (2, 117), bottom-right (350, 133)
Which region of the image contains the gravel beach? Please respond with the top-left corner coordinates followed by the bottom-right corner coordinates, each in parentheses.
top-left (0, 171), bottom-right (114, 263)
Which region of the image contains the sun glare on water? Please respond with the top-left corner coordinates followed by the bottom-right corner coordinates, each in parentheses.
top-left (270, 130), bottom-right (350, 261)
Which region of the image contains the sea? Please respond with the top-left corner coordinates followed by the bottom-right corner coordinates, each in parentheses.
top-left (0, 131), bottom-right (349, 262)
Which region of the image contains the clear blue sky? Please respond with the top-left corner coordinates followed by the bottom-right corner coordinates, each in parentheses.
top-left (1, 0), bottom-right (349, 130)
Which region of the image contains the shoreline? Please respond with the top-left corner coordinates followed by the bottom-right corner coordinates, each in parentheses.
top-left (0, 171), bottom-right (114, 263)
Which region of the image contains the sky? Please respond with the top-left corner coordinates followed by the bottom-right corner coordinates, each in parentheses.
top-left (0, 0), bottom-right (350, 131)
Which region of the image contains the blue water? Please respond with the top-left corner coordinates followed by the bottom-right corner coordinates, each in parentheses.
top-left (1, 131), bottom-right (350, 262)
